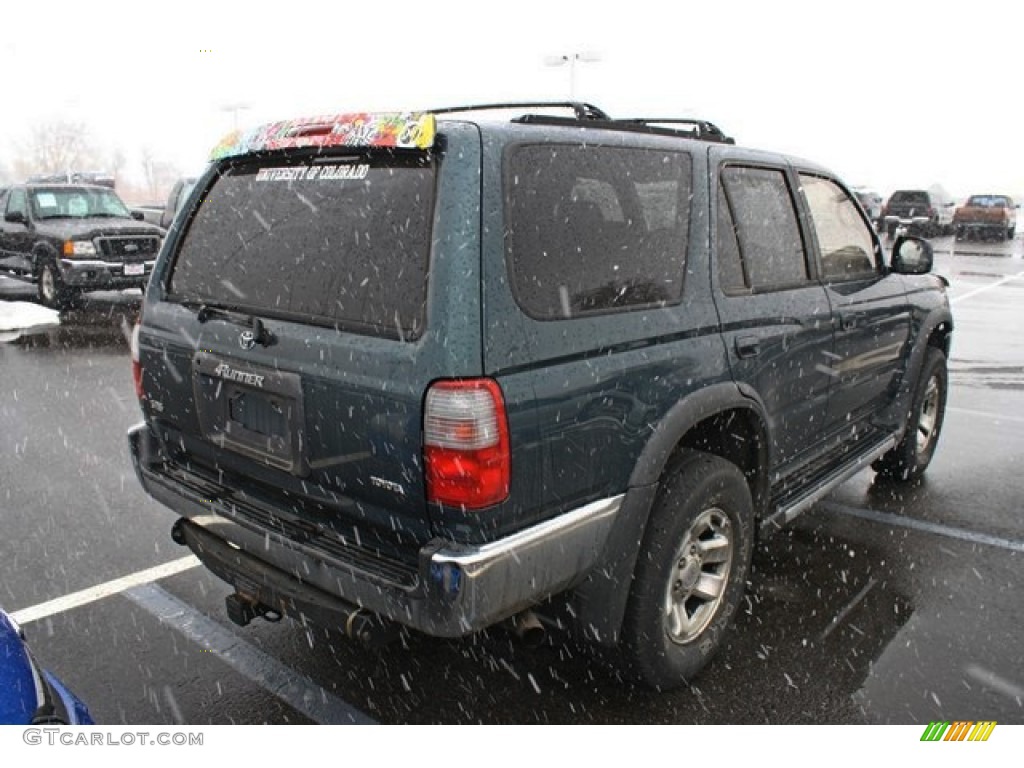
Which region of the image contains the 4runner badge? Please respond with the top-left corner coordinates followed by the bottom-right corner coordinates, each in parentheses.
top-left (238, 330), bottom-right (257, 350)
top-left (213, 362), bottom-right (265, 388)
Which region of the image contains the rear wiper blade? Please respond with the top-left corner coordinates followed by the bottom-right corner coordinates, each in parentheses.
top-left (194, 303), bottom-right (276, 347)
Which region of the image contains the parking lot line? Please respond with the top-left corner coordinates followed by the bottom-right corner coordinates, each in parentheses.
top-left (947, 406), bottom-right (1024, 424)
top-left (950, 268), bottom-right (1024, 305)
top-left (820, 501), bottom-right (1024, 554)
top-left (10, 555), bottom-right (200, 625)
top-left (124, 582), bottom-right (376, 725)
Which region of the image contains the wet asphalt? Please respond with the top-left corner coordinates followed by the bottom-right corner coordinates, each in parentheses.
top-left (0, 236), bottom-right (1021, 725)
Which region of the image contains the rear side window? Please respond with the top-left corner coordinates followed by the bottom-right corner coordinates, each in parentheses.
top-left (505, 144), bottom-right (691, 319)
top-left (719, 165), bottom-right (808, 291)
top-left (169, 154), bottom-right (434, 340)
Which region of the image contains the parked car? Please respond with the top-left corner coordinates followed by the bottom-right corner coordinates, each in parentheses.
top-left (0, 608), bottom-right (94, 724)
top-left (159, 177), bottom-right (199, 229)
top-left (128, 103), bottom-right (951, 691)
top-left (0, 182), bottom-right (164, 309)
top-left (881, 187), bottom-right (956, 238)
top-left (853, 188), bottom-right (884, 227)
top-left (953, 194), bottom-right (1017, 240)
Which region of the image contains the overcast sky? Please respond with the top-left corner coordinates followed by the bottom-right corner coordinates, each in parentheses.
top-left (3, 0), bottom-right (1022, 199)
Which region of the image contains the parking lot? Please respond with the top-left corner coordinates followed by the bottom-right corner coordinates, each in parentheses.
top-left (0, 233), bottom-right (1022, 725)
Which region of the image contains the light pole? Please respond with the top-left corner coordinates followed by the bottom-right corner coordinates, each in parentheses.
top-left (543, 51), bottom-right (602, 100)
top-left (220, 102), bottom-right (251, 130)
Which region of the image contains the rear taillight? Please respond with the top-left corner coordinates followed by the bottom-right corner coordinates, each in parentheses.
top-left (130, 321), bottom-right (144, 401)
top-left (424, 379), bottom-right (510, 509)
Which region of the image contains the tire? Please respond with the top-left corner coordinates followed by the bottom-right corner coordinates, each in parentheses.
top-left (1009, 226), bottom-right (1016, 239)
top-left (37, 259), bottom-right (77, 310)
top-left (621, 450), bottom-right (754, 690)
top-left (873, 348), bottom-right (948, 482)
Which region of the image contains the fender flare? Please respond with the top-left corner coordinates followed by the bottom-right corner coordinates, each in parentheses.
top-left (883, 306), bottom-right (953, 434)
top-left (571, 380), bottom-right (771, 646)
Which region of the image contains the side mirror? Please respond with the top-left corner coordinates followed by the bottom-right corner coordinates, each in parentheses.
top-left (891, 235), bottom-right (934, 275)
top-left (4, 210), bottom-right (27, 224)
top-left (131, 210), bottom-right (145, 221)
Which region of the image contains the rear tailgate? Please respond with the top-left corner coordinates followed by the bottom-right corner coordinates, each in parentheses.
top-left (954, 197), bottom-right (1011, 225)
top-left (137, 126), bottom-right (483, 572)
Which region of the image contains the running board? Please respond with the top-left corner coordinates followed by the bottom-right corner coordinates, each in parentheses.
top-left (760, 434), bottom-right (898, 535)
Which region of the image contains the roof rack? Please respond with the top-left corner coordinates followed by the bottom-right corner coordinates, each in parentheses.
top-left (428, 101), bottom-right (612, 121)
top-left (427, 102), bottom-right (735, 144)
top-left (617, 118), bottom-right (735, 144)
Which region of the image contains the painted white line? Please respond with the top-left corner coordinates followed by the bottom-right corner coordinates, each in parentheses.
top-left (965, 663), bottom-right (1024, 702)
top-left (947, 406), bottom-right (1024, 425)
top-left (125, 583), bottom-right (376, 724)
top-left (950, 269), bottom-right (1024, 305)
top-left (820, 502), bottom-right (1024, 554)
top-left (10, 555), bottom-right (199, 625)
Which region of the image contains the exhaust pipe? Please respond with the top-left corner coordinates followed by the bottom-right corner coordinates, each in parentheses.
top-left (345, 609), bottom-right (401, 648)
top-left (509, 609), bottom-right (546, 648)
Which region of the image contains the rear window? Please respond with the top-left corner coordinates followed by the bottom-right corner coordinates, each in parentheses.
top-left (168, 153), bottom-right (435, 340)
top-left (966, 195), bottom-right (1010, 208)
top-left (505, 144), bottom-right (691, 320)
top-left (888, 190), bottom-right (929, 205)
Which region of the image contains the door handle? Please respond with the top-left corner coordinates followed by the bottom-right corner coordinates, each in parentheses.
top-left (735, 335), bottom-right (760, 359)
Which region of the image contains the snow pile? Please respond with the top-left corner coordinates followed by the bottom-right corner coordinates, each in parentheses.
top-left (0, 301), bottom-right (60, 332)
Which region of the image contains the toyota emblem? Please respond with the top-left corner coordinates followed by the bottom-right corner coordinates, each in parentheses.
top-left (238, 330), bottom-right (256, 350)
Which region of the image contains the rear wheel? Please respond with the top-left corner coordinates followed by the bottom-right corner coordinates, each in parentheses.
top-left (621, 450), bottom-right (753, 690)
top-left (873, 348), bottom-right (948, 482)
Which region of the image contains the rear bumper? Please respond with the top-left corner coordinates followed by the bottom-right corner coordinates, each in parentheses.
top-left (954, 220), bottom-right (1009, 231)
top-left (128, 422), bottom-right (622, 637)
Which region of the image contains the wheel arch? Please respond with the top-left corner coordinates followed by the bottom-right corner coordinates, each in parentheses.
top-left (567, 381), bottom-right (770, 647)
top-left (31, 241), bottom-right (60, 274)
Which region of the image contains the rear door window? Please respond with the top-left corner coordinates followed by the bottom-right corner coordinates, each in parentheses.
top-left (169, 154), bottom-right (435, 340)
top-left (719, 165), bottom-right (809, 291)
top-left (505, 144), bottom-right (691, 319)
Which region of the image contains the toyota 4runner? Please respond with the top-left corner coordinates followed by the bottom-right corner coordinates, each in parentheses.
top-left (127, 103), bottom-right (952, 690)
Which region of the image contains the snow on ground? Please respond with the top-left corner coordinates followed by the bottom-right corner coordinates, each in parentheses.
top-left (0, 301), bottom-right (60, 332)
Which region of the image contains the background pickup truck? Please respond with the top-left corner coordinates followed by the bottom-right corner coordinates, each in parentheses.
top-left (130, 177), bottom-right (198, 230)
top-left (953, 194), bottom-right (1017, 241)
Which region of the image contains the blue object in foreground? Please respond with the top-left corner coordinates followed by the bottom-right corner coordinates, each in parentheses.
top-left (0, 608), bottom-right (94, 724)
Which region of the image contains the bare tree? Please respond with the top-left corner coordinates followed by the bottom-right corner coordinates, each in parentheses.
top-left (139, 145), bottom-right (183, 202)
top-left (14, 120), bottom-right (101, 179)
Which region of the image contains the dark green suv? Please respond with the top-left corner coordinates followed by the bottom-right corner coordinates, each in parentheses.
top-left (127, 103), bottom-right (952, 690)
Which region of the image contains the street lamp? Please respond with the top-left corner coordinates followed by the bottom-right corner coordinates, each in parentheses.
top-left (543, 51), bottom-right (602, 100)
top-left (220, 102), bottom-right (251, 130)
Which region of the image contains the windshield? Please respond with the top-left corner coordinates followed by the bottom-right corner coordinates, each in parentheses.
top-left (169, 154), bottom-right (434, 340)
top-left (30, 187), bottom-right (131, 219)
